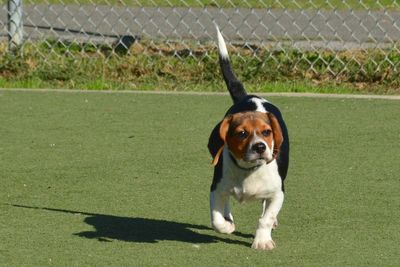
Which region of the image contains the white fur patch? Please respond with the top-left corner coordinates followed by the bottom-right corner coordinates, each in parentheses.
top-left (215, 25), bottom-right (229, 59)
top-left (250, 97), bottom-right (268, 112)
top-left (222, 147), bottom-right (281, 203)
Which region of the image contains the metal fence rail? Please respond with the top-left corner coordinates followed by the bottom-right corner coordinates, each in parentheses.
top-left (1, 0), bottom-right (400, 79)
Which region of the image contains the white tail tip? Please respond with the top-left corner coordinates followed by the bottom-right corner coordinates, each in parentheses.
top-left (215, 24), bottom-right (229, 59)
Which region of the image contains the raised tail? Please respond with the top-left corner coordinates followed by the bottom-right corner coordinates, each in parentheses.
top-left (216, 25), bottom-right (247, 104)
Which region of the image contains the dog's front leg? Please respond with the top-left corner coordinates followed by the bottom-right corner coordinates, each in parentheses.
top-left (252, 191), bottom-right (284, 250)
top-left (210, 190), bottom-right (235, 234)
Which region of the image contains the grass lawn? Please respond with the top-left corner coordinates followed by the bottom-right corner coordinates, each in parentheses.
top-left (0, 90), bottom-right (399, 266)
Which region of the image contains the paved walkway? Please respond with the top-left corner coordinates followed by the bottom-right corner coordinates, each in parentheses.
top-left (1, 4), bottom-right (400, 50)
top-left (1, 88), bottom-right (399, 100)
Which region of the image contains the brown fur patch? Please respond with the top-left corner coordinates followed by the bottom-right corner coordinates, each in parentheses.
top-left (212, 111), bottom-right (283, 165)
top-left (226, 112), bottom-right (273, 160)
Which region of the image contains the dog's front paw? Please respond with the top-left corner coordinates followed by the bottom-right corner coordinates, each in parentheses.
top-left (251, 238), bottom-right (275, 250)
top-left (252, 228), bottom-right (275, 250)
top-left (212, 220), bottom-right (235, 234)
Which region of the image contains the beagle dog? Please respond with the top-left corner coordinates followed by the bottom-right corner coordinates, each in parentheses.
top-left (208, 26), bottom-right (289, 250)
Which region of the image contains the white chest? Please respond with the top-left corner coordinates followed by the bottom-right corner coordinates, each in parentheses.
top-left (222, 154), bottom-right (282, 202)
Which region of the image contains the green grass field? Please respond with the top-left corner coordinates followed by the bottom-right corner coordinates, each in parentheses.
top-left (1, 90), bottom-right (399, 266)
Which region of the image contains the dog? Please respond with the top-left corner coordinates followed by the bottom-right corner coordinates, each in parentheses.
top-left (208, 26), bottom-right (290, 250)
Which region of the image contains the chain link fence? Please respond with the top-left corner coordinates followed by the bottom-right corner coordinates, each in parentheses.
top-left (1, 0), bottom-right (400, 87)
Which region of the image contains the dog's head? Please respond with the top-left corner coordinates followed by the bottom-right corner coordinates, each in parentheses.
top-left (212, 111), bottom-right (283, 168)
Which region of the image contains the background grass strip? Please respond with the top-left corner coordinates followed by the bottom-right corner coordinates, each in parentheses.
top-left (1, 40), bottom-right (400, 94)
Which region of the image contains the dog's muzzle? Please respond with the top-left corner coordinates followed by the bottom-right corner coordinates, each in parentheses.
top-left (251, 142), bottom-right (266, 154)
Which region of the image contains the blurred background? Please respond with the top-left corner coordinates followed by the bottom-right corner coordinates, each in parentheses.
top-left (1, 0), bottom-right (400, 93)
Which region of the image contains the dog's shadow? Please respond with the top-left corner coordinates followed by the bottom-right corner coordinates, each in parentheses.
top-left (10, 204), bottom-right (252, 246)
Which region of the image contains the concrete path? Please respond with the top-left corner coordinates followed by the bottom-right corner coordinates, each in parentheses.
top-left (1, 88), bottom-right (399, 100)
top-left (1, 4), bottom-right (400, 50)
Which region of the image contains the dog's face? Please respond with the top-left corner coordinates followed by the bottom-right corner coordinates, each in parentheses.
top-left (212, 112), bottom-right (283, 168)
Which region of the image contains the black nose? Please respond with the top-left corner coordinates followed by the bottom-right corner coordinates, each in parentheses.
top-left (252, 142), bottom-right (266, 154)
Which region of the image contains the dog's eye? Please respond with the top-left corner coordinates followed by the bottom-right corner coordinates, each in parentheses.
top-left (236, 130), bottom-right (248, 139)
top-left (262, 130), bottom-right (272, 137)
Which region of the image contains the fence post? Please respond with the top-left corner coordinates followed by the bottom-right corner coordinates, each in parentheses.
top-left (8, 0), bottom-right (23, 51)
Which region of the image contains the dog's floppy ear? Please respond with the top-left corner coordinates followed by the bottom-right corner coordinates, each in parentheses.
top-left (211, 116), bottom-right (232, 166)
top-left (268, 113), bottom-right (283, 159)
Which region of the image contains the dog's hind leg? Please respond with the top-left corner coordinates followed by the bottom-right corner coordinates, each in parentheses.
top-left (210, 191), bottom-right (235, 234)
